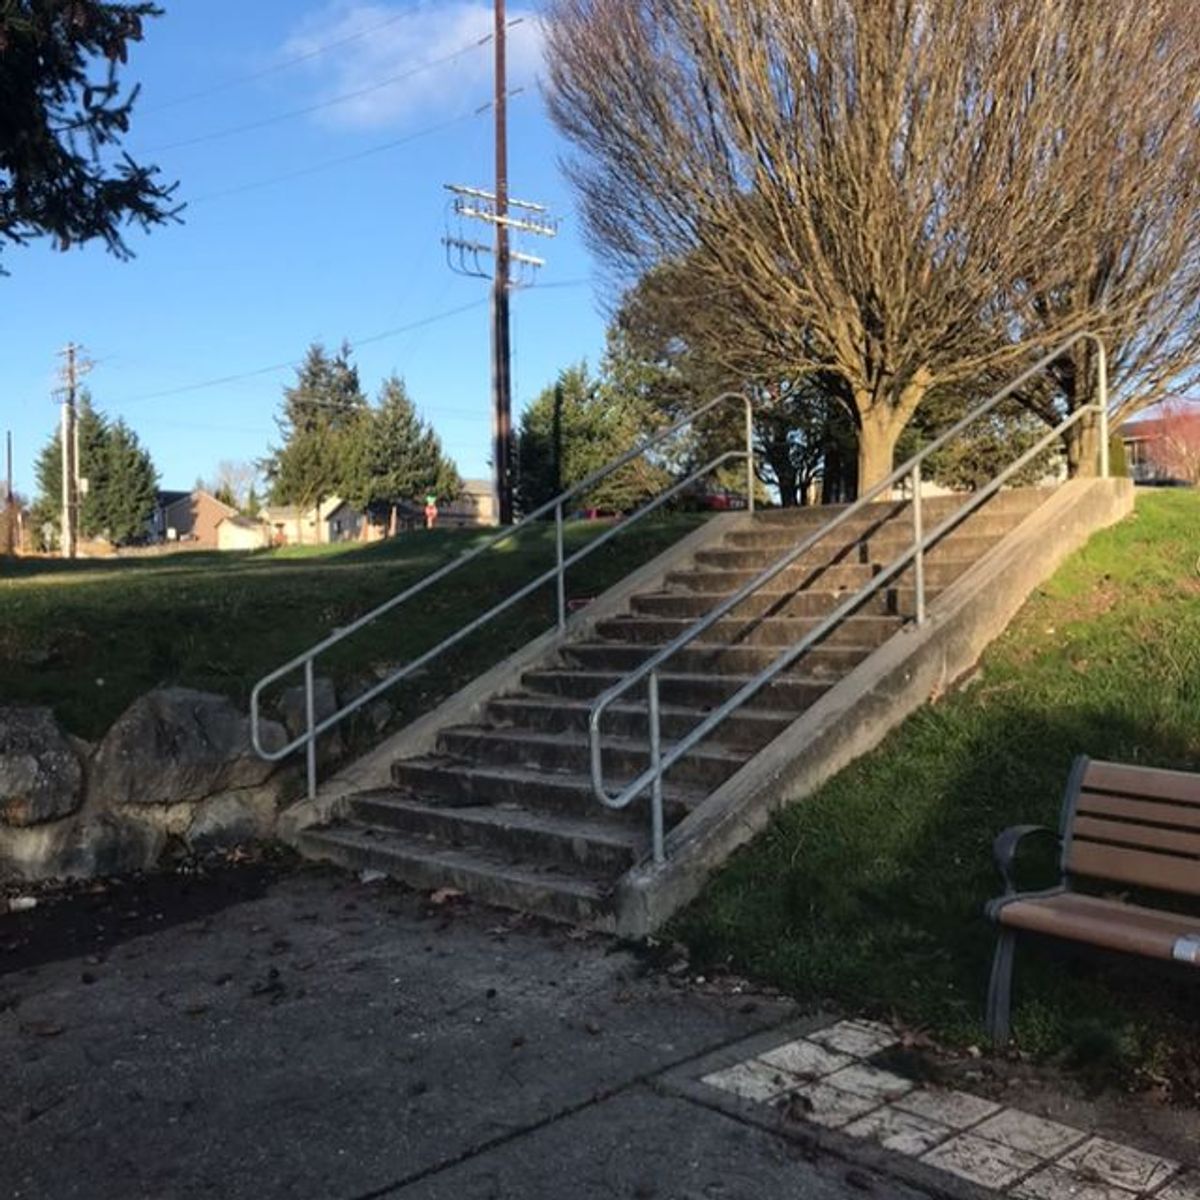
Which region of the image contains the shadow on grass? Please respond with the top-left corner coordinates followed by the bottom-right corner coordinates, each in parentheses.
top-left (675, 701), bottom-right (1200, 1092)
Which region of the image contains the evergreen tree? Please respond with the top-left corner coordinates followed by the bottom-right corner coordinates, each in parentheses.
top-left (1, 2), bottom-right (178, 273)
top-left (242, 484), bottom-right (261, 518)
top-left (101, 420), bottom-right (158, 543)
top-left (343, 375), bottom-right (461, 516)
top-left (516, 363), bottom-right (668, 515)
top-left (31, 394), bottom-right (157, 546)
top-left (263, 343), bottom-right (367, 511)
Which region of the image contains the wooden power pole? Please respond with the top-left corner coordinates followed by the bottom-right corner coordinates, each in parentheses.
top-left (56, 342), bottom-right (90, 559)
top-left (442, 1), bottom-right (556, 525)
top-left (492, 0), bottom-right (513, 525)
top-left (60, 343), bottom-right (78, 559)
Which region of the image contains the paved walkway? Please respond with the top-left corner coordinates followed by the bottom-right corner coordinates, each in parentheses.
top-left (3, 867), bottom-right (1195, 1200)
top-left (1, 868), bottom-right (929, 1200)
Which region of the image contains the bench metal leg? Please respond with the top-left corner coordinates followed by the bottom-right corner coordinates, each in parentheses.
top-left (986, 929), bottom-right (1017, 1046)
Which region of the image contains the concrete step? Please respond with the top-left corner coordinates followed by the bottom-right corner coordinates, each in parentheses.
top-left (693, 534), bottom-right (999, 573)
top-left (299, 824), bottom-right (616, 927)
top-left (520, 667), bottom-right (831, 712)
top-left (628, 586), bottom-right (936, 620)
top-left (746, 488), bottom-right (1048, 528)
top-left (561, 639), bottom-right (873, 678)
top-left (390, 757), bottom-right (703, 823)
top-left (437, 725), bottom-right (746, 790)
top-left (487, 694), bottom-right (793, 752)
top-left (724, 511), bottom-right (1025, 551)
top-left (346, 790), bottom-right (644, 873)
top-left (595, 613), bottom-right (903, 649)
top-left (664, 557), bottom-right (974, 596)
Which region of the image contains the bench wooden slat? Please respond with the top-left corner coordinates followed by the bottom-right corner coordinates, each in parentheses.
top-left (1075, 793), bottom-right (1200, 831)
top-left (1082, 760), bottom-right (1200, 805)
top-left (996, 892), bottom-right (1200, 961)
top-left (1073, 815), bottom-right (1200, 858)
top-left (1066, 839), bottom-right (1200, 896)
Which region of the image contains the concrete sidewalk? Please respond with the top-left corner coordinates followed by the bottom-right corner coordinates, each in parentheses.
top-left (1, 867), bottom-right (934, 1200)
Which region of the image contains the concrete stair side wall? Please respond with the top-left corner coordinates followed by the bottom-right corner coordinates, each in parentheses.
top-left (613, 478), bottom-right (1135, 938)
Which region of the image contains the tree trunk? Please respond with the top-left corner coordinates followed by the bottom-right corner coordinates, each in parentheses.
top-left (856, 411), bottom-right (898, 495)
top-left (1064, 415), bottom-right (1100, 478)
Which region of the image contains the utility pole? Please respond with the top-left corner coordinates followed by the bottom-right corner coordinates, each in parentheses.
top-left (443, 0), bottom-right (556, 526)
top-left (55, 342), bottom-right (90, 559)
top-left (60, 344), bottom-right (78, 559)
top-left (493, 0), bottom-right (512, 525)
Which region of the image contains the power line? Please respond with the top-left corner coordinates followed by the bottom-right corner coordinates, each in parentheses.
top-left (188, 110), bottom-right (481, 204)
top-left (187, 87), bottom-right (530, 204)
top-left (142, 8), bottom-right (426, 114)
top-left (113, 299), bottom-right (490, 406)
top-left (148, 24), bottom-right (526, 154)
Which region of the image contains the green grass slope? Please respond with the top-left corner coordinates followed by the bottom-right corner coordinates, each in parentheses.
top-left (676, 490), bottom-right (1200, 1094)
top-left (0, 515), bottom-right (704, 739)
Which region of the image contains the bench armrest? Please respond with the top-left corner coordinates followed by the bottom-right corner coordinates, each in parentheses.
top-left (993, 824), bottom-right (1060, 896)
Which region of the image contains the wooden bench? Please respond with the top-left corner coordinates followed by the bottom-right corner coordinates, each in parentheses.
top-left (985, 755), bottom-right (1200, 1043)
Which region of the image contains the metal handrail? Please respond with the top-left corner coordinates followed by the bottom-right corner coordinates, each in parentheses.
top-left (250, 390), bottom-right (756, 801)
top-left (588, 333), bottom-right (1111, 863)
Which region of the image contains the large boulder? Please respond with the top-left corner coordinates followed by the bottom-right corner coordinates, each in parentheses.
top-left (278, 676), bottom-right (340, 745)
top-left (0, 706), bottom-right (84, 827)
top-left (89, 688), bottom-right (286, 807)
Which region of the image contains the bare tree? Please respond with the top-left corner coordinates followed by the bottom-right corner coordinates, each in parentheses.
top-left (545, 0), bottom-right (1199, 490)
top-left (1004, 0), bottom-right (1200, 475)
top-left (207, 460), bottom-right (260, 509)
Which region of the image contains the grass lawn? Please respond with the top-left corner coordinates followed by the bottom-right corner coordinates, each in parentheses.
top-left (0, 513), bottom-right (706, 741)
top-left (675, 489), bottom-right (1200, 1097)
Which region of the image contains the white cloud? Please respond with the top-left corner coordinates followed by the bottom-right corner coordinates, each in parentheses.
top-left (281, 1), bottom-right (544, 129)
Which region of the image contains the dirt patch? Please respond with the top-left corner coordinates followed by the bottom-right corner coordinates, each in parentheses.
top-left (0, 846), bottom-right (302, 977)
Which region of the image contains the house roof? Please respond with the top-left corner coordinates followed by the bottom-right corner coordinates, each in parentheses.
top-left (155, 489), bottom-right (190, 508)
top-left (217, 514), bottom-right (262, 530)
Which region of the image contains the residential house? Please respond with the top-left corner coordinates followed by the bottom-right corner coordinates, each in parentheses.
top-left (261, 496), bottom-right (369, 546)
top-left (216, 514), bottom-right (271, 551)
top-left (151, 489), bottom-right (238, 548)
top-left (439, 479), bottom-right (499, 529)
top-left (1120, 406), bottom-right (1200, 485)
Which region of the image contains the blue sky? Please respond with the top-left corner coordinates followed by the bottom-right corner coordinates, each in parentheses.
top-left (1, 0), bottom-right (608, 500)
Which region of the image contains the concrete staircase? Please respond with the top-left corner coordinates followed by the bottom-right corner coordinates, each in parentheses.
top-left (299, 488), bottom-right (1049, 927)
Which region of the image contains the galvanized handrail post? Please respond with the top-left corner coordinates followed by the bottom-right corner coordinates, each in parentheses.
top-left (648, 670), bottom-right (665, 864)
top-left (911, 461), bottom-right (926, 626)
top-left (304, 658), bottom-right (317, 802)
top-left (744, 394), bottom-right (756, 514)
top-left (555, 500), bottom-right (566, 632)
top-left (1096, 340), bottom-right (1110, 479)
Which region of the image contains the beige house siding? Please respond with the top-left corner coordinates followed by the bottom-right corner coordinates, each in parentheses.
top-left (162, 490), bottom-right (239, 548)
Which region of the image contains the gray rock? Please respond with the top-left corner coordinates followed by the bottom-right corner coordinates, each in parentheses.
top-left (0, 812), bottom-right (164, 882)
top-left (186, 791), bottom-right (277, 851)
top-left (0, 706), bottom-right (84, 827)
top-left (60, 814), bottom-right (166, 878)
top-left (90, 688), bottom-right (286, 808)
top-left (278, 676), bottom-right (339, 742)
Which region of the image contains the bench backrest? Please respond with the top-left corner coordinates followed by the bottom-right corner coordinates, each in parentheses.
top-left (1063, 757), bottom-right (1200, 897)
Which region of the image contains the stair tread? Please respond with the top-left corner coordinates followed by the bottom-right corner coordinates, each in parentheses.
top-left (302, 823), bottom-right (614, 898)
top-left (349, 789), bottom-right (647, 849)
top-left (394, 755), bottom-right (708, 800)
top-left (568, 639), bottom-right (879, 653)
top-left (439, 724), bottom-right (748, 763)
top-left (522, 667), bottom-right (833, 688)
top-left (491, 694), bottom-right (792, 723)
